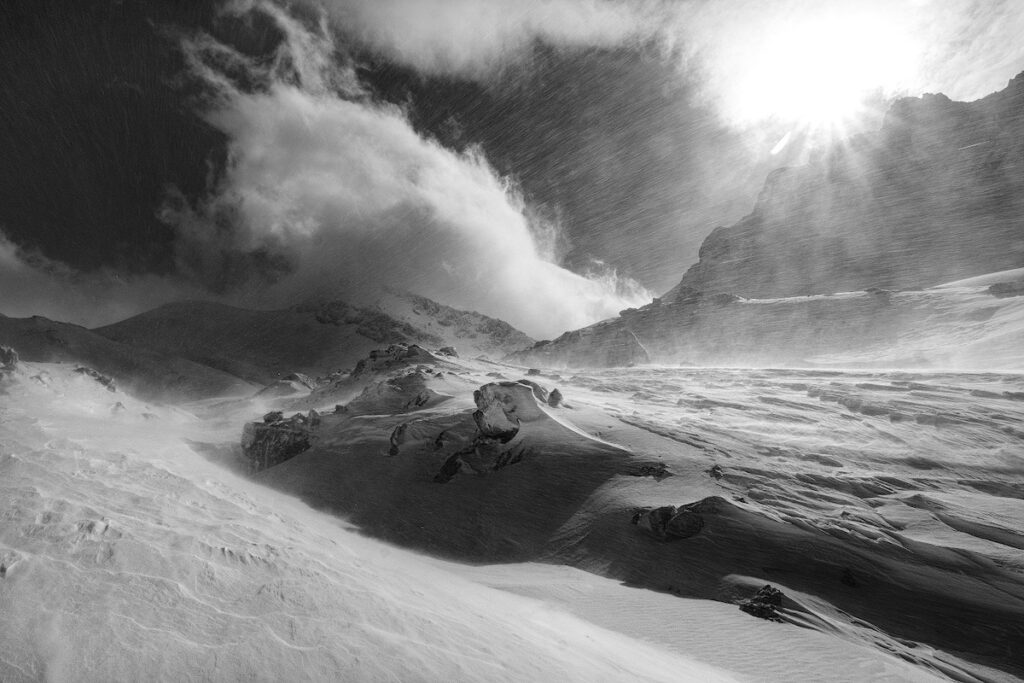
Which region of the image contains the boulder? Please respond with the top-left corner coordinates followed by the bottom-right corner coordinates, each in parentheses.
top-left (241, 411), bottom-right (320, 471)
top-left (434, 381), bottom-right (547, 483)
top-left (739, 585), bottom-right (786, 622)
top-left (547, 388), bottom-right (563, 407)
top-left (437, 346), bottom-right (459, 357)
top-left (0, 346), bottom-right (18, 370)
top-left (630, 497), bottom-right (724, 540)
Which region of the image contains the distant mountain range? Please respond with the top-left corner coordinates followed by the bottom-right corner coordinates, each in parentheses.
top-left (514, 73), bottom-right (1024, 370)
top-left (670, 71), bottom-right (1024, 301)
top-left (0, 294), bottom-right (533, 400)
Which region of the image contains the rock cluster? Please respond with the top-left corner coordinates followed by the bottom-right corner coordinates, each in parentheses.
top-left (351, 344), bottom-right (437, 378)
top-left (241, 410), bottom-right (321, 472)
top-left (434, 381), bottom-right (546, 483)
top-left (632, 496), bottom-right (727, 540)
top-left (738, 585), bottom-right (786, 622)
top-left (74, 366), bottom-right (117, 392)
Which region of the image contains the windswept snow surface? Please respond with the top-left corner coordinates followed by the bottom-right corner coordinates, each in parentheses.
top-left (0, 363), bottom-right (732, 682)
top-left (3, 357), bottom-right (1021, 681)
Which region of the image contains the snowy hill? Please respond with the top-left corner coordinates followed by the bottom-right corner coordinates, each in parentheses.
top-left (95, 297), bottom-right (533, 386)
top-left (514, 269), bottom-right (1024, 370)
top-left (0, 313), bottom-right (254, 401)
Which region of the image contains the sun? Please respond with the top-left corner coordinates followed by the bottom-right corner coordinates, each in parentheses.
top-left (725, 10), bottom-right (920, 130)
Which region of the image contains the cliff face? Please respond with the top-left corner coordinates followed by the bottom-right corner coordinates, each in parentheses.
top-left (668, 72), bottom-right (1024, 301)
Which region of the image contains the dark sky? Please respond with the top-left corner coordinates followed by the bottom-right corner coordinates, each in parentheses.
top-left (1, 0), bottom-right (1022, 335)
top-left (0, 0), bottom-right (770, 298)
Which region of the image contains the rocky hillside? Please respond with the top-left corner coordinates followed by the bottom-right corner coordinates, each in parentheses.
top-left (372, 291), bottom-right (534, 358)
top-left (0, 313), bottom-right (254, 401)
top-left (669, 71), bottom-right (1024, 301)
top-left (512, 269), bottom-right (1024, 369)
top-left (96, 297), bottom-right (532, 386)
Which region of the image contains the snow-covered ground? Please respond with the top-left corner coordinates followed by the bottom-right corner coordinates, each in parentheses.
top-left (2, 356), bottom-right (1021, 681)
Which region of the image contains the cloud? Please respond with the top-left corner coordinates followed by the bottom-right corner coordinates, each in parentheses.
top-left (0, 233), bottom-right (196, 327)
top-left (312, 0), bottom-right (658, 78)
top-left (170, 1), bottom-right (649, 338)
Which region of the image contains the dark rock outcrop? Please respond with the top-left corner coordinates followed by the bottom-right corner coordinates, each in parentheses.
top-left (738, 585), bottom-right (786, 622)
top-left (351, 344), bottom-right (439, 378)
top-left (74, 366), bottom-right (117, 392)
top-left (434, 381), bottom-right (545, 483)
top-left (437, 346), bottom-right (458, 357)
top-left (241, 411), bottom-right (320, 472)
top-left (0, 345), bottom-right (18, 372)
top-left (672, 74), bottom-right (1024, 301)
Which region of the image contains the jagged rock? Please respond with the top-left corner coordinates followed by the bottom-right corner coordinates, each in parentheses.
top-left (351, 343), bottom-right (439, 378)
top-left (388, 422), bottom-right (408, 456)
top-left (0, 346), bottom-right (18, 370)
top-left (346, 372), bottom-right (449, 415)
top-left (433, 453), bottom-right (463, 483)
top-left (74, 366), bottom-right (116, 392)
top-left (547, 388), bottom-right (563, 407)
top-left (739, 585), bottom-right (786, 622)
top-left (434, 381), bottom-right (546, 483)
top-left (241, 412), bottom-right (315, 471)
top-left (437, 346), bottom-right (459, 357)
top-left (631, 497), bottom-right (724, 540)
top-left (708, 464), bottom-right (724, 480)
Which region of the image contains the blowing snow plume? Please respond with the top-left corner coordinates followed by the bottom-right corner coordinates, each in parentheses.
top-left (166, 1), bottom-right (648, 339)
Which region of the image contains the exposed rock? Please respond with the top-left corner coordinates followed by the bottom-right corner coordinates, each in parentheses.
top-left (388, 422), bottom-right (408, 456)
top-left (282, 372), bottom-right (317, 390)
top-left (632, 505), bottom-right (703, 540)
top-left (673, 77), bottom-right (1024, 301)
top-left (631, 462), bottom-right (670, 480)
top-left (547, 388), bottom-right (563, 407)
top-left (739, 585), bottom-right (786, 622)
top-left (74, 366), bottom-right (117, 392)
top-left (0, 345), bottom-right (18, 370)
top-left (346, 371), bottom-right (450, 416)
top-left (434, 381), bottom-right (546, 483)
top-left (241, 411), bottom-right (318, 472)
top-left (437, 346), bottom-right (459, 357)
top-left (526, 368), bottom-right (542, 376)
top-left (631, 496), bottom-right (728, 540)
top-left (708, 464), bottom-right (724, 480)
top-left (351, 343), bottom-right (440, 378)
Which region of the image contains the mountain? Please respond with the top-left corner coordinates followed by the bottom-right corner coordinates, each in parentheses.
top-left (95, 297), bottom-right (532, 386)
top-left (513, 75), bottom-right (1024, 370)
top-left (670, 71), bottom-right (1024, 301)
top-left (0, 313), bottom-right (254, 401)
top-left (370, 291), bottom-right (535, 357)
top-left (512, 268), bottom-right (1024, 370)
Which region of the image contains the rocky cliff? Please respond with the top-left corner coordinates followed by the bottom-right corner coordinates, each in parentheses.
top-left (669, 72), bottom-right (1024, 301)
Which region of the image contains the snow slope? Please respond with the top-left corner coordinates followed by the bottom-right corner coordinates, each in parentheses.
top-left (0, 361), bottom-right (733, 682)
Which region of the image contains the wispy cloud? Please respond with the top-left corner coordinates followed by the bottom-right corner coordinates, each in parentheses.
top-left (168, 1), bottom-right (649, 337)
